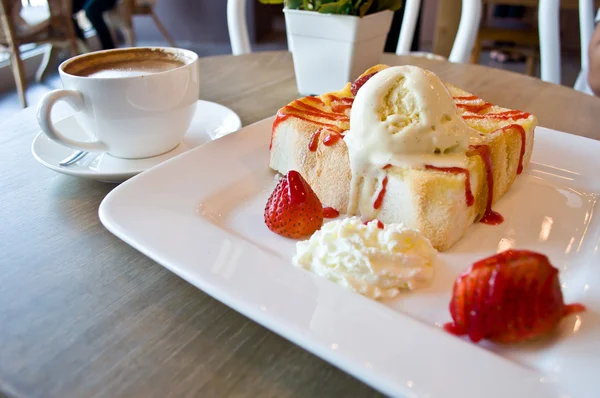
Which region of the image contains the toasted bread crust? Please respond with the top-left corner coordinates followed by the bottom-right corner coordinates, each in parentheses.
top-left (269, 65), bottom-right (537, 251)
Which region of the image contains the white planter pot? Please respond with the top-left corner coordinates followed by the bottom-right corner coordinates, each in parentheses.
top-left (284, 9), bottom-right (394, 96)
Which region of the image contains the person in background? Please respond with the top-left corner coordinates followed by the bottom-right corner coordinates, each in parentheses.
top-left (72, 0), bottom-right (118, 50)
top-left (587, 10), bottom-right (600, 96)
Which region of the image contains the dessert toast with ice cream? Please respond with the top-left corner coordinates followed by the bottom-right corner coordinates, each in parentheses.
top-left (269, 64), bottom-right (537, 251)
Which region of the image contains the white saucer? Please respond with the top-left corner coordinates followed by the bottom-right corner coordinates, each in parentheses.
top-left (31, 100), bottom-right (242, 183)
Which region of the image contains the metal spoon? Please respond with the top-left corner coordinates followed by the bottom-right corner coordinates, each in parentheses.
top-left (59, 151), bottom-right (88, 167)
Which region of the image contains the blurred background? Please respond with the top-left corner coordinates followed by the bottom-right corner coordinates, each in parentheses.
top-left (0, 0), bottom-right (589, 118)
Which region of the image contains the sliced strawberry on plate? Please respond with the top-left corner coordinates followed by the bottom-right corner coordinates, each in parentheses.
top-left (444, 249), bottom-right (585, 344)
top-left (264, 170), bottom-right (324, 239)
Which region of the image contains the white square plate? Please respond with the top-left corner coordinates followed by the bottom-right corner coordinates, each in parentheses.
top-left (99, 117), bottom-right (600, 398)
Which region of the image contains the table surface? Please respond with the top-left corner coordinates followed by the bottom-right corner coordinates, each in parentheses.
top-left (2, 51), bottom-right (600, 398)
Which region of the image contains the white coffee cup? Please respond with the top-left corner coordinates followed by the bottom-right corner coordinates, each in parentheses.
top-left (37, 47), bottom-right (200, 159)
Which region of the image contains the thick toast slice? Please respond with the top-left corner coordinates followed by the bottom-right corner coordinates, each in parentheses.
top-left (269, 65), bottom-right (537, 251)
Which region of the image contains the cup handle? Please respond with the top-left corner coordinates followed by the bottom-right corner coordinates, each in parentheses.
top-left (36, 89), bottom-right (108, 152)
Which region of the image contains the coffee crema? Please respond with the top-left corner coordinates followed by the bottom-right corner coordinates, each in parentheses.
top-left (63, 48), bottom-right (187, 78)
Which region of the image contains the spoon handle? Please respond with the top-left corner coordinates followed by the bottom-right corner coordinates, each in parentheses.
top-left (59, 151), bottom-right (88, 167)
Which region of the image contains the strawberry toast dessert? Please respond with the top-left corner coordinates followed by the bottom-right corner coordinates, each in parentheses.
top-left (262, 66), bottom-right (585, 342)
top-left (268, 64), bottom-right (538, 251)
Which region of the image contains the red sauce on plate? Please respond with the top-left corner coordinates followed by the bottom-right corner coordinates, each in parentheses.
top-left (322, 207), bottom-right (339, 218)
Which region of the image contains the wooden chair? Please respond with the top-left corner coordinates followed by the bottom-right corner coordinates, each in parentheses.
top-left (470, 2), bottom-right (539, 77)
top-left (227, 0), bottom-right (482, 63)
top-left (105, 0), bottom-right (175, 48)
top-left (468, 0), bottom-right (600, 89)
top-left (0, 0), bottom-right (78, 108)
top-left (395, 0), bottom-right (482, 63)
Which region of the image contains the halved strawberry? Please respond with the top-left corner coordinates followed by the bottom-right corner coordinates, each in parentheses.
top-left (264, 170), bottom-right (323, 239)
top-left (445, 249), bottom-right (585, 344)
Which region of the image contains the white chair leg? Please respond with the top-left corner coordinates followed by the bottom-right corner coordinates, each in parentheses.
top-left (396, 0), bottom-right (421, 55)
top-left (538, 0), bottom-right (561, 84)
top-left (227, 0), bottom-right (251, 55)
top-left (449, 0), bottom-right (482, 63)
top-left (579, 0), bottom-right (595, 72)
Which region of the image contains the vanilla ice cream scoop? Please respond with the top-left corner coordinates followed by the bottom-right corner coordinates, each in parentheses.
top-left (344, 66), bottom-right (478, 218)
top-left (346, 65), bottom-right (472, 157)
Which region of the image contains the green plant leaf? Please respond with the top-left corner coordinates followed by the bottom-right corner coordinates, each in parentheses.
top-left (303, 0), bottom-right (319, 10)
top-left (261, 0), bottom-right (399, 15)
top-left (358, 0), bottom-right (373, 16)
top-left (317, 0), bottom-right (351, 14)
top-left (376, 0), bottom-right (403, 12)
top-left (349, 0), bottom-right (363, 15)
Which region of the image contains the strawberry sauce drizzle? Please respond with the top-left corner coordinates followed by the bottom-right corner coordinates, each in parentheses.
top-left (272, 111), bottom-right (345, 133)
top-left (331, 104), bottom-right (353, 113)
top-left (322, 207), bottom-right (339, 218)
top-left (462, 110), bottom-right (531, 121)
top-left (564, 303), bottom-right (586, 316)
top-left (453, 96), bottom-right (528, 176)
top-left (468, 145), bottom-right (504, 225)
top-left (351, 72), bottom-right (379, 96)
top-left (270, 96), bottom-right (351, 149)
top-left (308, 129), bottom-right (321, 152)
top-left (424, 166), bottom-right (474, 206)
top-left (363, 219), bottom-right (384, 229)
top-left (271, 112), bottom-right (342, 150)
top-left (453, 95), bottom-right (480, 101)
top-left (282, 104), bottom-right (348, 122)
top-left (373, 176), bottom-right (388, 209)
top-left (323, 132), bottom-right (343, 146)
top-left (453, 95), bottom-right (493, 113)
top-left (443, 322), bottom-right (465, 336)
top-left (456, 102), bottom-right (493, 113)
top-left (496, 124), bottom-right (527, 174)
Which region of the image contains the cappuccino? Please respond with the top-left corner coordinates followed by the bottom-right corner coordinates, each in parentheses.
top-left (63, 48), bottom-right (187, 78)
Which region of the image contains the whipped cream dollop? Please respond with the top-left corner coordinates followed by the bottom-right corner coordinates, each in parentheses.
top-left (344, 65), bottom-right (480, 218)
top-left (292, 217), bottom-right (437, 300)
